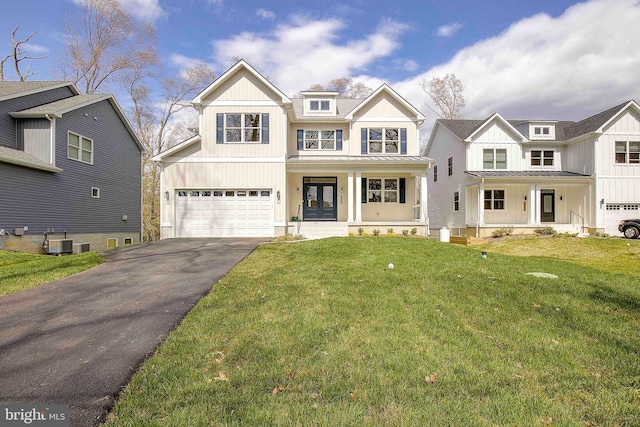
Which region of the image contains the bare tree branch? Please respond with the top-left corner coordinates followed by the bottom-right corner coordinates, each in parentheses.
top-left (420, 74), bottom-right (466, 119)
top-left (1, 26), bottom-right (47, 81)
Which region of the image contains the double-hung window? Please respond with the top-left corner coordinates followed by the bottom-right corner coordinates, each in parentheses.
top-left (531, 150), bottom-right (554, 166)
top-left (454, 191), bottom-right (459, 211)
top-left (483, 149), bottom-right (507, 169)
top-left (448, 157), bottom-right (453, 176)
top-left (368, 178), bottom-right (398, 203)
top-left (368, 128), bottom-right (399, 154)
top-left (615, 141), bottom-right (640, 164)
top-left (484, 190), bottom-right (505, 210)
top-left (305, 130), bottom-right (336, 150)
top-left (224, 113), bottom-right (261, 143)
top-left (309, 100), bottom-right (330, 112)
top-left (68, 131), bottom-right (93, 164)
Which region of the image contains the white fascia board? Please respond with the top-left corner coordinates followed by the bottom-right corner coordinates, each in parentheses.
top-left (162, 156), bottom-right (286, 163)
top-left (465, 113), bottom-right (528, 143)
top-left (153, 135), bottom-right (201, 161)
top-left (192, 60), bottom-right (292, 106)
top-left (344, 84), bottom-right (425, 122)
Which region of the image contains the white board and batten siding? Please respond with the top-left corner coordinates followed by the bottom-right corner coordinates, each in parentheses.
top-left (596, 107), bottom-right (640, 234)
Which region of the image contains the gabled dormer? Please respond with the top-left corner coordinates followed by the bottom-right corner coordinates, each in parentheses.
top-left (300, 91), bottom-right (339, 117)
top-left (527, 121), bottom-right (557, 140)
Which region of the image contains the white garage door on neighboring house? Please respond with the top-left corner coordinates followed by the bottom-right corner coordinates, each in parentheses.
top-left (605, 203), bottom-right (640, 236)
top-left (176, 189), bottom-right (274, 237)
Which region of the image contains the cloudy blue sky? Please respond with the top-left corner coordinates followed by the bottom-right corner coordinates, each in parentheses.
top-left (2, 0), bottom-right (639, 130)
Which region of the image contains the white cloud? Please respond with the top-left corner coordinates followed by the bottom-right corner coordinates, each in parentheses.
top-left (72, 0), bottom-right (165, 21)
top-left (256, 8), bottom-right (276, 20)
top-left (22, 43), bottom-right (49, 54)
top-left (208, 16), bottom-right (409, 93)
top-left (388, 0), bottom-right (640, 135)
top-left (437, 22), bottom-right (463, 38)
top-left (119, 0), bottom-right (165, 21)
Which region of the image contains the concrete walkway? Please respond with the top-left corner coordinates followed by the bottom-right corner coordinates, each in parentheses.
top-left (0, 238), bottom-right (266, 426)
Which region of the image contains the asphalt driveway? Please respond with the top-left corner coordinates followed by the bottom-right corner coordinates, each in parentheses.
top-left (0, 238), bottom-right (266, 426)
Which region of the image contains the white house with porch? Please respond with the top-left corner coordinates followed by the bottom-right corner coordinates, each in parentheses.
top-left (423, 100), bottom-right (640, 237)
top-left (154, 60), bottom-right (432, 239)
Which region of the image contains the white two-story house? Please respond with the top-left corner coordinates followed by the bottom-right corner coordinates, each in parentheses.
top-left (424, 100), bottom-right (640, 237)
top-left (154, 60), bottom-right (432, 239)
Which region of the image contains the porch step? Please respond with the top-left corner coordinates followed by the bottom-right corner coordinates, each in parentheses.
top-left (290, 222), bottom-right (349, 239)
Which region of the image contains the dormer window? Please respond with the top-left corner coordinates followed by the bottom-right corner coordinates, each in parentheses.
top-left (310, 100), bottom-right (330, 111)
top-left (529, 123), bottom-right (555, 140)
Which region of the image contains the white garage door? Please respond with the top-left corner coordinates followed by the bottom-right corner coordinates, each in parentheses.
top-left (176, 189), bottom-right (274, 237)
top-left (605, 203), bottom-right (640, 236)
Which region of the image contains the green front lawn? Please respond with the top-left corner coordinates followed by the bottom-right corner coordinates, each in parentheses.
top-left (107, 237), bottom-right (640, 426)
top-left (0, 250), bottom-right (103, 297)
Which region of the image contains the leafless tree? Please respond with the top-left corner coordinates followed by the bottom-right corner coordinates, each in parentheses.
top-left (300, 78), bottom-right (373, 98)
top-left (0, 26), bottom-right (47, 81)
top-left (420, 73), bottom-right (465, 119)
top-left (61, 0), bottom-right (157, 94)
top-left (123, 64), bottom-right (216, 241)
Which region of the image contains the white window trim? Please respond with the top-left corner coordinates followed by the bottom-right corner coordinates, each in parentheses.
top-left (68, 131), bottom-right (94, 165)
top-left (307, 99), bottom-right (333, 115)
top-left (224, 113), bottom-right (262, 144)
top-left (484, 189), bottom-right (505, 210)
top-left (91, 187), bottom-right (100, 198)
top-left (367, 178), bottom-right (399, 203)
top-left (304, 130), bottom-right (336, 150)
top-left (368, 128), bottom-right (400, 154)
top-left (531, 150), bottom-right (554, 167)
top-left (615, 140), bottom-right (640, 164)
top-left (483, 148), bottom-right (507, 170)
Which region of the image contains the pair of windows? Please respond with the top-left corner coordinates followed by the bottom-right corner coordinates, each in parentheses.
top-left (484, 190), bottom-right (505, 210)
top-left (361, 128), bottom-right (407, 154)
top-left (531, 150), bottom-right (554, 166)
top-left (309, 100), bottom-right (330, 111)
top-left (433, 158), bottom-right (452, 181)
top-left (216, 113), bottom-right (269, 144)
top-left (68, 132), bottom-right (93, 164)
top-left (483, 149), bottom-right (507, 169)
top-left (300, 130), bottom-right (338, 150)
top-left (615, 141), bottom-right (640, 164)
top-left (361, 178), bottom-right (406, 204)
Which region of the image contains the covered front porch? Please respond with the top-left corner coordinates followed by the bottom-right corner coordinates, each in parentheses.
top-left (464, 172), bottom-right (593, 237)
top-left (286, 155), bottom-right (431, 238)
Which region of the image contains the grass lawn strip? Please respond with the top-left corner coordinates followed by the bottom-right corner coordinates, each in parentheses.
top-left (0, 251), bottom-right (103, 297)
top-left (106, 238), bottom-right (640, 426)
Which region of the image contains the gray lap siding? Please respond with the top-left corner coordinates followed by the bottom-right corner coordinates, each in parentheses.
top-left (0, 86), bottom-right (76, 149)
top-left (0, 99), bottom-right (141, 236)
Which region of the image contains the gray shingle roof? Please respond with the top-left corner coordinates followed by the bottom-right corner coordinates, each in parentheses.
top-left (290, 98), bottom-right (364, 120)
top-left (437, 101), bottom-right (634, 142)
top-left (0, 146), bottom-right (62, 172)
top-left (0, 81), bottom-right (74, 100)
top-left (562, 101), bottom-right (629, 140)
top-left (10, 94), bottom-right (109, 117)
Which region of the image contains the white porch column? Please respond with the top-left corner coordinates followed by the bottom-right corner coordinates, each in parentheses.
top-left (420, 172), bottom-right (428, 222)
top-left (347, 170), bottom-right (354, 222)
top-left (529, 184), bottom-right (536, 225)
top-left (478, 181), bottom-right (485, 225)
top-left (355, 171), bottom-right (363, 222)
top-left (531, 184), bottom-right (541, 225)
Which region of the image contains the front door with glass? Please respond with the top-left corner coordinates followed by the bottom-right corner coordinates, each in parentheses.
top-left (303, 177), bottom-right (337, 220)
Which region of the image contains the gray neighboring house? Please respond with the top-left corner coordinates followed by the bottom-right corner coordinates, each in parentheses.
top-left (0, 81), bottom-right (144, 253)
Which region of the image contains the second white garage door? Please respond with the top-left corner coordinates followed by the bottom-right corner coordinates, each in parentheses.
top-left (176, 189), bottom-right (274, 237)
top-left (605, 203), bottom-right (640, 236)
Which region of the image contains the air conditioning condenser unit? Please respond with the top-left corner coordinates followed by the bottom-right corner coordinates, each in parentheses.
top-left (44, 239), bottom-right (73, 255)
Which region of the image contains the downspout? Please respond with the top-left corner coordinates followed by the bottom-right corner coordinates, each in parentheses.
top-left (45, 114), bottom-right (55, 165)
